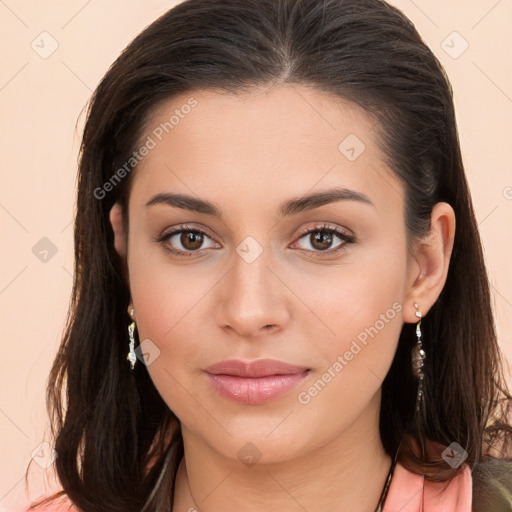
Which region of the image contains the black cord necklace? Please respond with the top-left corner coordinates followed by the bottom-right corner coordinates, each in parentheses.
top-left (373, 453), bottom-right (398, 512)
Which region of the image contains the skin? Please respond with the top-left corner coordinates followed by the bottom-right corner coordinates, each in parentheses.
top-left (110, 84), bottom-right (456, 511)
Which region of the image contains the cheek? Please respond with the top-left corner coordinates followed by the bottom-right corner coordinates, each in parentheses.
top-left (291, 260), bottom-right (405, 437)
top-left (127, 263), bottom-right (210, 419)
top-left (127, 245), bottom-right (222, 402)
top-left (287, 241), bottom-right (408, 415)
top-left (127, 236), bottom-right (215, 339)
top-left (291, 245), bottom-right (407, 353)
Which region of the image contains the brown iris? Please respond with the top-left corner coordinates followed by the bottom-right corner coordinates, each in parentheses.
top-left (181, 230), bottom-right (204, 251)
top-left (310, 230), bottom-right (333, 251)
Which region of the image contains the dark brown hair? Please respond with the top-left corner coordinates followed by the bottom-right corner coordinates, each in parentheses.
top-left (27, 0), bottom-right (512, 510)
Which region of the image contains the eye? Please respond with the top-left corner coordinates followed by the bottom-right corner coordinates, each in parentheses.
top-left (153, 222), bottom-right (356, 258)
top-left (153, 224), bottom-right (218, 257)
top-left (291, 223), bottom-right (355, 254)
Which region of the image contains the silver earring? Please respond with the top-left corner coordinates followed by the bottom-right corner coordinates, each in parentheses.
top-left (127, 305), bottom-right (137, 370)
top-left (412, 303), bottom-right (426, 413)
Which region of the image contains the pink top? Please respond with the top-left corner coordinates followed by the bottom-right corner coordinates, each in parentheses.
top-left (26, 462), bottom-right (472, 511)
top-left (383, 461), bottom-right (472, 511)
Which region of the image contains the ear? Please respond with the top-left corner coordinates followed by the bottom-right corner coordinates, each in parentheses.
top-left (403, 202), bottom-right (456, 323)
top-left (109, 201), bottom-right (128, 271)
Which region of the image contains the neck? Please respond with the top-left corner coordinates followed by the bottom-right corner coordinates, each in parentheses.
top-left (172, 391), bottom-right (391, 512)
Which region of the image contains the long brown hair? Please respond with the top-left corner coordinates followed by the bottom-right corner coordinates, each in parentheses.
top-left (27, 0), bottom-right (512, 510)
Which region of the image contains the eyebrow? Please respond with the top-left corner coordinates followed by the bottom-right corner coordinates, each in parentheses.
top-left (144, 187), bottom-right (374, 218)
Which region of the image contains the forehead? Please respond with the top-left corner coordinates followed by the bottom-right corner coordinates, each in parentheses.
top-left (129, 85), bottom-right (402, 218)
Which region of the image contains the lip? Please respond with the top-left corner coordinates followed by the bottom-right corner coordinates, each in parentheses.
top-left (204, 359), bottom-right (310, 404)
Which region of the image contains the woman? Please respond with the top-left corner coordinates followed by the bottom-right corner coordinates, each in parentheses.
top-left (27, 0), bottom-right (512, 510)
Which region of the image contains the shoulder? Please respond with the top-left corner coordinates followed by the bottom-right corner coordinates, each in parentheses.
top-left (383, 461), bottom-right (472, 511)
top-left (471, 457), bottom-right (512, 511)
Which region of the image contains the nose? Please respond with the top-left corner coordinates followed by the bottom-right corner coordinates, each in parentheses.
top-left (215, 247), bottom-right (291, 339)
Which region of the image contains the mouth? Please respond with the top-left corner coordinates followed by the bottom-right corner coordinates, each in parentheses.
top-left (204, 359), bottom-right (311, 405)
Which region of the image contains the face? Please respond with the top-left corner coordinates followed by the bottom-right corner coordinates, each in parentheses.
top-left (113, 85), bottom-right (416, 465)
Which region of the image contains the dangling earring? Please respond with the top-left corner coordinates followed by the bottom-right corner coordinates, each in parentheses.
top-left (127, 304), bottom-right (137, 370)
top-left (412, 303), bottom-right (426, 413)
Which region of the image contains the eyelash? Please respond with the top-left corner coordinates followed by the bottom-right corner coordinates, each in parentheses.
top-left (153, 223), bottom-right (356, 258)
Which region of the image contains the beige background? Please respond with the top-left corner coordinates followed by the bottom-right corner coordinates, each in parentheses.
top-left (1, 0), bottom-right (511, 509)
